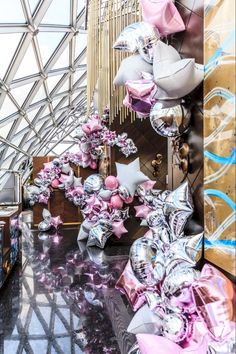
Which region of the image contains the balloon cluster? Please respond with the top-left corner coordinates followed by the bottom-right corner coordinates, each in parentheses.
top-left (113, 2), bottom-right (204, 137)
top-left (116, 182), bottom-right (235, 353)
top-left (38, 208), bottom-right (63, 232)
top-left (77, 158), bottom-right (149, 248)
top-left (27, 111), bottom-right (137, 206)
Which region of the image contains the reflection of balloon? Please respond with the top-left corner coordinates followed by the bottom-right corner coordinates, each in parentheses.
top-left (150, 102), bottom-right (191, 137)
top-left (104, 175), bottom-right (119, 190)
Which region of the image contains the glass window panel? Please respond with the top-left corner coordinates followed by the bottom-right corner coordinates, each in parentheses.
top-left (34, 106), bottom-right (51, 124)
top-left (52, 44), bottom-right (69, 70)
top-left (75, 34), bottom-right (87, 59)
top-left (37, 32), bottom-right (65, 66)
top-left (31, 84), bottom-right (47, 104)
top-left (0, 0), bottom-right (26, 23)
top-left (10, 82), bottom-right (34, 107)
top-left (57, 79), bottom-right (69, 94)
top-left (0, 121), bottom-right (14, 139)
top-left (5, 147), bottom-right (16, 158)
top-left (26, 108), bottom-right (40, 122)
top-left (77, 0), bottom-right (85, 15)
top-left (1, 159), bottom-right (11, 169)
top-left (0, 33), bottom-right (22, 79)
top-left (59, 98), bottom-right (69, 109)
top-left (0, 95), bottom-right (18, 120)
top-left (14, 42), bottom-right (39, 80)
top-left (15, 117), bottom-right (29, 135)
top-left (12, 134), bottom-right (24, 147)
top-left (41, 0), bottom-right (70, 25)
top-left (52, 97), bottom-right (62, 110)
top-left (28, 0), bottom-right (40, 15)
top-left (46, 74), bottom-right (63, 93)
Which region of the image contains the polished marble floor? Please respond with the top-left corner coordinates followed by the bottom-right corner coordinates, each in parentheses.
top-left (0, 225), bottom-right (135, 354)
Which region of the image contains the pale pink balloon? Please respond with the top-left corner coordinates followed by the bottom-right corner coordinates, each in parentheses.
top-left (105, 175), bottom-right (119, 190)
top-left (82, 124), bottom-right (91, 135)
top-left (90, 161), bottom-right (97, 170)
top-left (110, 194), bottom-right (124, 209)
top-left (124, 195), bottom-right (134, 204)
top-left (136, 334), bottom-right (182, 354)
top-left (51, 179), bottom-right (60, 188)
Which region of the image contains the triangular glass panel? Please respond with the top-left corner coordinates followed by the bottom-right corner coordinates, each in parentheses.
top-left (39, 306), bottom-right (52, 324)
top-left (10, 83), bottom-right (34, 107)
top-left (4, 340), bottom-right (19, 354)
top-left (57, 337), bottom-right (71, 353)
top-left (1, 159), bottom-right (11, 169)
top-left (53, 315), bottom-right (67, 334)
top-left (41, 0), bottom-right (70, 25)
top-left (15, 118), bottom-right (29, 135)
top-left (46, 75), bottom-right (63, 93)
top-left (19, 303), bottom-right (30, 327)
top-left (14, 42), bottom-right (39, 80)
top-left (0, 121), bottom-right (14, 139)
top-left (27, 108), bottom-right (40, 123)
top-left (75, 34), bottom-right (87, 59)
top-left (0, 95), bottom-right (18, 120)
top-left (0, 33), bottom-right (22, 79)
top-left (37, 32), bottom-right (65, 67)
top-left (52, 97), bottom-right (62, 110)
top-left (12, 134), bottom-right (24, 147)
top-left (31, 84), bottom-right (47, 105)
top-left (28, 0), bottom-right (40, 15)
top-left (58, 308), bottom-right (70, 323)
top-left (0, 1), bottom-right (26, 23)
top-left (28, 311), bottom-right (45, 335)
top-left (60, 98), bottom-right (69, 109)
top-left (52, 44), bottom-right (69, 70)
top-left (57, 79), bottom-right (69, 94)
top-left (29, 340), bottom-right (48, 353)
top-left (36, 294), bottom-right (49, 304)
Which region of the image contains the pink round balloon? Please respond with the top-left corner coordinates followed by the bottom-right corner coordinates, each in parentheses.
top-left (90, 161), bottom-right (97, 170)
top-left (125, 195), bottom-right (134, 204)
top-left (82, 124), bottom-right (91, 135)
top-left (110, 194), bottom-right (124, 209)
top-left (51, 179), bottom-right (60, 188)
top-left (105, 175), bottom-right (119, 190)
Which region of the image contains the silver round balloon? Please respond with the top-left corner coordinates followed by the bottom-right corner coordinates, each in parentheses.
top-left (84, 174), bottom-right (103, 193)
top-left (38, 220), bottom-right (51, 232)
top-left (162, 266), bottom-right (199, 297)
top-left (130, 236), bottom-right (158, 286)
top-left (146, 210), bottom-right (166, 228)
top-left (163, 313), bottom-right (189, 343)
top-left (113, 22), bottom-right (160, 56)
top-left (118, 185), bottom-right (130, 201)
top-left (150, 102), bottom-right (191, 137)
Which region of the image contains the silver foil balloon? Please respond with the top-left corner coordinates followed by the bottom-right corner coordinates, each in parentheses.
top-left (162, 266), bottom-right (200, 297)
top-left (146, 210), bottom-right (167, 229)
top-left (163, 313), bottom-right (189, 343)
top-left (163, 181), bottom-right (194, 215)
top-left (113, 22), bottom-right (160, 60)
top-left (98, 188), bottom-right (113, 201)
top-left (169, 210), bottom-right (193, 239)
top-left (150, 102), bottom-right (190, 138)
top-left (127, 343), bottom-right (141, 354)
top-left (112, 207), bottom-right (130, 221)
top-left (153, 249), bottom-right (166, 283)
top-left (84, 174), bottom-right (104, 193)
top-left (38, 220), bottom-right (51, 232)
top-left (86, 220), bottom-right (113, 248)
top-left (152, 225), bottom-right (172, 244)
top-left (165, 233), bottom-right (203, 274)
top-left (118, 185), bottom-right (130, 201)
top-left (130, 237), bottom-right (158, 286)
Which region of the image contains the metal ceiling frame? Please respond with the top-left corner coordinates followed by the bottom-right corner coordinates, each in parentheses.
top-left (0, 0), bottom-right (87, 178)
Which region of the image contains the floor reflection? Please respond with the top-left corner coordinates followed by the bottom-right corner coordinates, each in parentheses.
top-left (0, 225), bottom-right (132, 354)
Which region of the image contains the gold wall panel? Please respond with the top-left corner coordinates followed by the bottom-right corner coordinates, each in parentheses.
top-left (204, 0), bottom-right (236, 276)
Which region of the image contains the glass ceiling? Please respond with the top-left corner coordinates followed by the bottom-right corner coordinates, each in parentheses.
top-left (0, 0), bottom-right (87, 181)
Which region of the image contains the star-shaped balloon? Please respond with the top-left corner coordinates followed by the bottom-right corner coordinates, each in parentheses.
top-left (73, 176), bottom-right (83, 188)
top-left (134, 204), bottom-right (152, 218)
top-left (116, 158), bottom-right (149, 197)
top-left (112, 220), bottom-right (128, 239)
top-left (51, 215), bottom-right (63, 230)
top-left (86, 223), bottom-right (113, 248)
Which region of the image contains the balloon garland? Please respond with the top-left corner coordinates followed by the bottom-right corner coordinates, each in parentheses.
top-left (116, 181), bottom-right (235, 354)
top-left (27, 111), bottom-right (137, 207)
top-left (112, 4), bottom-right (204, 137)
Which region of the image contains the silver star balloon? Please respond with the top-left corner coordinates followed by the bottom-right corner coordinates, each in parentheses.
top-left (163, 181), bottom-right (194, 215)
top-left (86, 220), bottom-right (113, 249)
top-left (116, 158), bottom-right (149, 197)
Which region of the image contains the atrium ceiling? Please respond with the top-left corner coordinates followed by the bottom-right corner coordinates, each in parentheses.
top-left (0, 0), bottom-right (87, 179)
